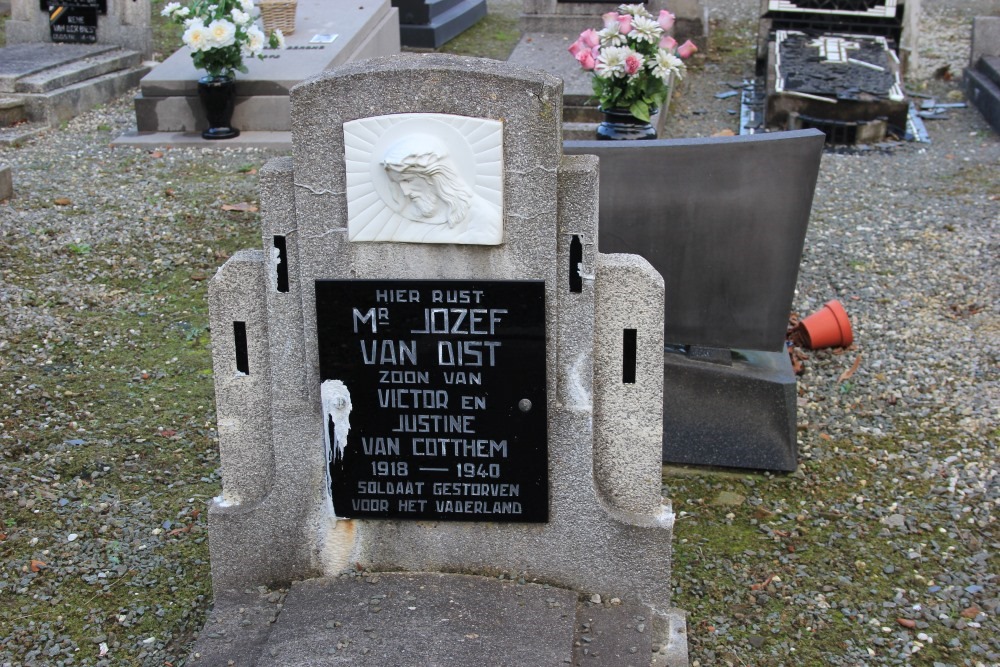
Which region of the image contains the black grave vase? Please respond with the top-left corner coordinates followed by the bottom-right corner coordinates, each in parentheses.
top-left (596, 107), bottom-right (657, 141)
top-left (197, 74), bottom-right (240, 140)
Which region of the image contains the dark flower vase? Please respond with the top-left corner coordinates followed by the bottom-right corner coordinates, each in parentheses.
top-left (198, 74), bottom-right (240, 140)
top-left (596, 107), bottom-right (657, 141)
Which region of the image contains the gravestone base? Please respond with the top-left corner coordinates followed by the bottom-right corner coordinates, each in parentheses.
top-left (662, 348), bottom-right (797, 472)
top-left (966, 56), bottom-right (1000, 135)
top-left (394, 0), bottom-right (488, 48)
top-left (114, 0), bottom-right (399, 146)
top-left (188, 573), bottom-right (688, 667)
top-left (965, 17), bottom-right (1000, 135)
top-left (0, 43), bottom-right (149, 129)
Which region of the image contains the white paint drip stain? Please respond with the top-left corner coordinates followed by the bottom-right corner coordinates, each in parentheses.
top-left (321, 379), bottom-right (352, 460)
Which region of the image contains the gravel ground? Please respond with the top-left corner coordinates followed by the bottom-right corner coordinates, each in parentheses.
top-left (1, 1), bottom-right (998, 665)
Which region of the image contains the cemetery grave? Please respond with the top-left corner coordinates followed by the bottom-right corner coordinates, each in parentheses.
top-left (189, 53), bottom-right (686, 666)
top-left (0, 0), bottom-right (151, 144)
top-left (744, 0), bottom-right (925, 143)
top-left (118, 0), bottom-right (401, 146)
top-left (0, 2), bottom-right (997, 665)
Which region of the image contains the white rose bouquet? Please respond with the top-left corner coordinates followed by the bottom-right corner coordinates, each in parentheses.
top-left (161, 0), bottom-right (285, 78)
top-left (569, 3), bottom-right (698, 122)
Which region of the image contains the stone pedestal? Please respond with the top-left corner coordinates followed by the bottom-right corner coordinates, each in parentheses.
top-left (662, 348), bottom-right (797, 471)
top-left (393, 0), bottom-right (487, 48)
top-left (129, 0), bottom-right (399, 136)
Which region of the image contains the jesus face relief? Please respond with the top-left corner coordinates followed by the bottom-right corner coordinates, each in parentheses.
top-left (385, 170), bottom-right (445, 221)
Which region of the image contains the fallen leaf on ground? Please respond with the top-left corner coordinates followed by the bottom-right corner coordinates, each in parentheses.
top-left (838, 355), bottom-right (863, 382)
top-left (961, 605), bottom-right (982, 618)
top-left (30, 560), bottom-right (46, 572)
top-left (190, 271), bottom-right (208, 281)
top-left (159, 429), bottom-right (177, 437)
top-left (53, 197), bottom-right (72, 206)
top-left (222, 202), bottom-right (258, 212)
top-left (149, 150), bottom-right (164, 158)
top-left (897, 618), bottom-right (916, 629)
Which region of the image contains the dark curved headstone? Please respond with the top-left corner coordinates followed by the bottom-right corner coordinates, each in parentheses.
top-left (565, 129), bottom-right (825, 353)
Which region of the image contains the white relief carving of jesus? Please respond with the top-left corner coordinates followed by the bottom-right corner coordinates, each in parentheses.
top-left (343, 114), bottom-right (504, 245)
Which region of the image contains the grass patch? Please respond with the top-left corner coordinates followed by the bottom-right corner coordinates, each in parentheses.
top-left (151, 0), bottom-right (183, 61)
top-left (0, 143), bottom-right (272, 665)
top-left (669, 431), bottom-right (993, 665)
top-left (425, 3), bottom-right (522, 61)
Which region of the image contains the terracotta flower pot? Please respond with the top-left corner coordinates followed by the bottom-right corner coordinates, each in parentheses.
top-left (797, 299), bottom-right (853, 349)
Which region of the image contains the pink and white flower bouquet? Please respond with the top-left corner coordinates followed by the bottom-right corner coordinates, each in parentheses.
top-left (161, 0), bottom-right (285, 78)
top-left (568, 4), bottom-right (698, 122)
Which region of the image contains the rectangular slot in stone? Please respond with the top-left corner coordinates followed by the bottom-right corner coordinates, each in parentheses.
top-left (622, 328), bottom-right (637, 384)
top-left (569, 235), bottom-right (583, 293)
top-left (233, 321), bottom-right (249, 375)
top-left (273, 235), bottom-right (289, 293)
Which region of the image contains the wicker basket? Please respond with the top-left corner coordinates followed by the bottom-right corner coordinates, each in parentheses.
top-left (259, 0), bottom-right (297, 36)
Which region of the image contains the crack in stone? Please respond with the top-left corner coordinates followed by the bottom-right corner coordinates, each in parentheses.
top-left (294, 182), bottom-right (343, 196)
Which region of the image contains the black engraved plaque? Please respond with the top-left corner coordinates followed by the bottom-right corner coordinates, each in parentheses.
top-left (316, 280), bottom-right (548, 522)
top-left (49, 5), bottom-right (98, 44)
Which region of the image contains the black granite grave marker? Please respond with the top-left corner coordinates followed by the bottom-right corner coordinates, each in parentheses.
top-left (49, 5), bottom-right (98, 44)
top-left (316, 280), bottom-right (548, 523)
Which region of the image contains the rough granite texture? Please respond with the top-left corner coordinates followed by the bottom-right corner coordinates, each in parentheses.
top-left (208, 250), bottom-right (274, 508)
top-left (661, 348), bottom-right (798, 471)
top-left (594, 253), bottom-right (665, 516)
top-left (256, 574), bottom-right (579, 666)
top-left (206, 55), bottom-right (681, 658)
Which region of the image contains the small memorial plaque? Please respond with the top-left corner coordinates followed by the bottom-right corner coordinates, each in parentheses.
top-left (317, 280), bottom-right (548, 522)
top-left (49, 5), bottom-right (98, 44)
